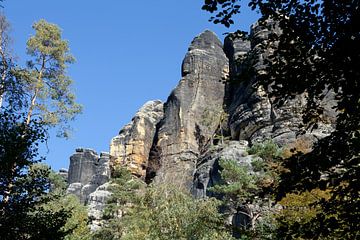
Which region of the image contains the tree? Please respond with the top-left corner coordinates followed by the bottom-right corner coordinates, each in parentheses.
top-left (24, 19), bottom-right (82, 137)
top-left (39, 170), bottom-right (91, 240)
top-left (202, 0), bottom-right (360, 238)
top-left (94, 167), bottom-right (232, 240)
top-left (209, 158), bottom-right (277, 239)
top-left (0, 15), bottom-right (84, 239)
top-left (0, 111), bottom-right (71, 239)
top-left (92, 167), bottom-right (145, 240)
top-left (0, 13), bottom-right (11, 107)
top-left (120, 184), bottom-right (232, 240)
top-left (0, 14), bottom-right (23, 109)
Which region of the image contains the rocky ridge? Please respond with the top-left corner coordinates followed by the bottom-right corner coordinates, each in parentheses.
top-left (65, 25), bottom-right (336, 231)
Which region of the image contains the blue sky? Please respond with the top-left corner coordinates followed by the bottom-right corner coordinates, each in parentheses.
top-left (3, 1), bottom-right (258, 171)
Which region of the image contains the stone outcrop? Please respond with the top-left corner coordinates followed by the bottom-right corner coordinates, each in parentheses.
top-left (224, 22), bottom-right (336, 146)
top-left (110, 100), bottom-right (164, 178)
top-left (148, 30), bottom-right (229, 188)
top-left (192, 140), bottom-right (251, 198)
top-left (67, 149), bottom-right (110, 203)
top-left (87, 182), bottom-right (112, 231)
top-left (58, 168), bottom-right (68, 181)
top-left (64, 26), bottom-right (337, 234)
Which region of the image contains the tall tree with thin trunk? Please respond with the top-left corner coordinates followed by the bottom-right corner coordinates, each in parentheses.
top-left (25, 19), bottom-right (82, 137)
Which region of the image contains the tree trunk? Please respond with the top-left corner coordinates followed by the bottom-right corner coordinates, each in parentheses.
top-left (26, 57), bottom-right (45, 125)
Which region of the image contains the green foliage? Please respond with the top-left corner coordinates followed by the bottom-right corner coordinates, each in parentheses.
top-left (0, 112), bottom-right (70, 239)
top-left (0, 14), bottom-right (24, 109)
top-left (120, 184), bottom-right (233, 240)
top-left (210, 159), bottom-right (258, 202)
top-left (248, 140), bottom-right (282, 162)
top-left (248, 140), bottom-right (285, 192)
top-left (41, 194), bottom-right (91, 240)
top-left (92, 167), bottom-right (146, 239)
top-left (275, 189), bottom-right (332, 240)
top-left (40, 168), bottom-right (91, 240)
top-left (102, 167), bottom-right (145, 220)
top-left (94, 168), bottom-right (232, 240)
top-left (210, 158), bottom-right (280, 238)
top-left (24, 19), bottom-right (82, 137)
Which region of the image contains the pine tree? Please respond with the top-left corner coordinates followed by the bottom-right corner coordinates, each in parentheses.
top-left (24, 19), bottom-right (82, 137)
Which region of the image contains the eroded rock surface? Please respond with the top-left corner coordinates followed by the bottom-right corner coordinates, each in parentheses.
top-left (87, 182), bottom-right (112, 231)
top-left (149, 30), bottom-right (229, 188)
top-left (224, 22), bottom-right (336, 146)
top-left (192, 140), bottom-right (251, 198)
top-left (110, 100), bottom-right (164, 178)
top-left (67, 149), bottom-right (110, 203)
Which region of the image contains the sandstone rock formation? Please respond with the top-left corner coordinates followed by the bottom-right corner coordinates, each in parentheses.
top-left (67, 149), bottom-right (110, 203)
top-left (224, 22), bottom-right (336, 146)
top-left (87, 182), bottom-right (112, 231)
top-left (110, 100), bottom-right (164, 178)
top-left (148, 30), bottom-right (229, 188)
top-left (192, 140), bottom-right (251, 198)
top-left (65, 27), bottom-right (337, 233)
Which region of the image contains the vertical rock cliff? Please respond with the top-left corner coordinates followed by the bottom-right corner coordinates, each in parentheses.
top-left (110, 100), bottom-right (164, 178)
top-left (148, 30), bottom-right (229, 188)
top-left (67, 149), bottom-right (110, 203)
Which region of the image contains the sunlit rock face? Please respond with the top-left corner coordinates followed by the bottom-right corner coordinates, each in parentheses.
top-left (65, 25), bottom-right (338, 232)
top-left (109, 100), bottom-right (164, 178)
top-left (87, 182), bottom-right (112, 232)
top-left (147, 30), bottom-right (229, 188)
top-left (67, 149), bottom-right (110, 203)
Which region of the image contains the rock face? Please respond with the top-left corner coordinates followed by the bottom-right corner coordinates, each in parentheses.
top-left (67, 149), bottom-right (110, 203)
top-left (223, 22), bottom-right (336, 146)
top-left (87, 182), bottom-right (112, 231)
top-left (110, 100), bottom-right (164, 178)
top-left (65, 27), bottom-right (337, 233)
top-left (68, 148), bottom-right (98, 185)
top-left (148, 30), bottom-right (229, 188)
top-left (192, 140), bottom-right (251, 198)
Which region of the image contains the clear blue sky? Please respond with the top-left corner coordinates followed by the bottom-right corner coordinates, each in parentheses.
top-left (3, 1), bottom-right (258, 171)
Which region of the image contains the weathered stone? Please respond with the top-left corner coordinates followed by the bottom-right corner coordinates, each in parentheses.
top-left (87, 182), bottom-right (112, 231)
top-left (67, 149), bottom-right (110, 203)
top-left (58, 168), bottom-right (68, 181)
top-left (110, 100), bottom-right (164, 178)
top-left (149, 30), bottom-right (229, 188)
top-left (192, 141), bottom-right (251, 198)
top-left (68, 148), bottom-right (98, 185)
top-left (67, 182), bottom-right (83, 199)
top-left (224, 22), bottom-right (336, 146)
